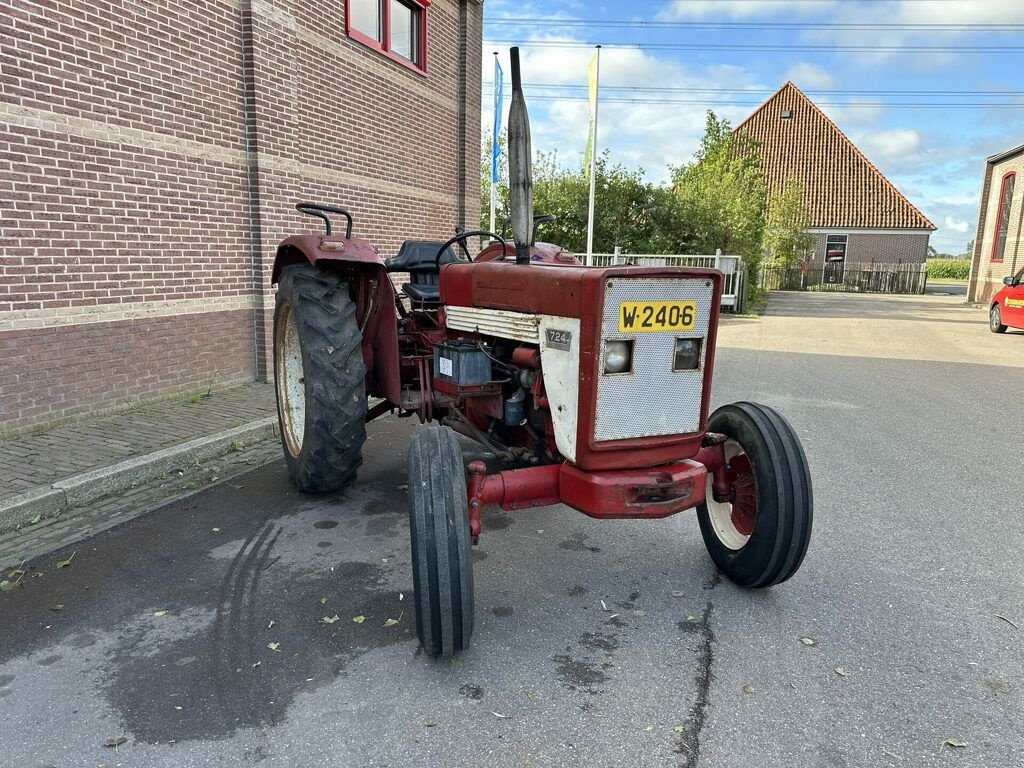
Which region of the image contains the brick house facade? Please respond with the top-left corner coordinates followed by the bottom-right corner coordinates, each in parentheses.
top-left (737, 82), bottom-right (935, 267)
top-left (967, 144), bottom-right (1023, 305)
top-left (1, 0), bottom-right (483, 435)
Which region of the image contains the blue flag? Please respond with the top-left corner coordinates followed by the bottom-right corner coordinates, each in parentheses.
top-left (492, 58), bottom-right (504, 184)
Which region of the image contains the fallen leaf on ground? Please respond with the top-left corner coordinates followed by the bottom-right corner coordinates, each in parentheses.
top-left (993, 614), bottom-right (1019, 629)
top-left (56, 552), bottom-right (76, 569)
top-left (30, 514), bottom-right (42, 525)
top-left (601, 600), bottom-right (608, 611)
top-left (643, 725), bottom-right (653, 732)
top-left (212, 528), bottom-right (221, 533)
top-left (799, 637), bottom-right (816, 646)
top-left (252, 661), bottom-right (261, 668)
top-left (492, 711), bottom-right (510, 719)
top-left (381, 558), bottom-right (389, 564)
top-left (320, 597), bottom-right (328, 605)
top-left (102, 737), bottom-right (127, 748)
top-left (673, 724), bottom-right (686, 733)
top-left (153, 610), bottom-right (167, 617)
top-left (0, 580), bottom-right (17, 592)
top-left (742, 684), bottom-right (755, 694)
top-left (268, 620), bottom-right (276, 629)
top-left (672, 590), bottom-right (686, 597)
top-left (50, 604), bottom-right (63, 611)
top-left (267, 642), bottom-right (280, 652)
top-left (537, 529), bottom-right (544, 534)
top-left (322, 615), bottom-right (341, 624)
top-left (174, 706), bottom-right (183, 711)
top-left (399, 593), bottom-right (404, 601)
top-left (384, 618), bottom-right (399, 627)
top-left (398, 484), bottom-right (408, 490)
top-left (835, 667), bottom-right (848, 677)
top-left (686, 615), bottom-right (696, 621)
top-left (941, 738), bottom-right (968, 751)
top-left (633, 609), bottom-right (646, 617)
top-left (425, 721), bottom-right (437, 728)
top-left (352, 615), bottom-right (366, 624)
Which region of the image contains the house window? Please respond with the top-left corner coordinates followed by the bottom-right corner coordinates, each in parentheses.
top-left (991, 172), bottom-right (1015, 262)
top-left (345, 0), bottom-right (429, 73)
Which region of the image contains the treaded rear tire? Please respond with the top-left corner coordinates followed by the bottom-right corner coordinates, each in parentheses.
top-left (273, 264), bottom-right (367, 493)
top-left (408, 427), bottom-right (474, 658)
top-left (697, 402), bottom-right (813, 588)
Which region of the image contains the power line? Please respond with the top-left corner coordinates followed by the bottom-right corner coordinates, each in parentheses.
top-left (481, 92), bottom-right (1024, 109)
top-left (496, 84), bottom-right (1024, 97)
top-left (485, 18), bottom-right (1024, 31)
top-left (485, 39), bottom-right (1024, 52)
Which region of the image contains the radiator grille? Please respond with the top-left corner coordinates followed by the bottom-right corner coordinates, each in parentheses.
top-left (594, 277), bottom-right (715, 442)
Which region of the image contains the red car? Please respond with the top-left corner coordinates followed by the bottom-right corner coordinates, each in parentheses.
top-left (991, 268), bottom-right (1024, 333)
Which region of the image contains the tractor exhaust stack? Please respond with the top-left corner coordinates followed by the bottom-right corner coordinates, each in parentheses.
top-left (507, 47), bottom-right (534, 265)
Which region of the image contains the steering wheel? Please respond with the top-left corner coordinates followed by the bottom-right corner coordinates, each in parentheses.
top-left (435, 230), bottom-right (509, 269)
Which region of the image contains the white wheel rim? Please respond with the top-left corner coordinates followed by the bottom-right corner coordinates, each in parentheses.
top-left (276, 303), bottom-right (306, 458)
top-left (991, 307), bottom-right (1000, 329)
top-left (706, 440), bottom-right (753, 551)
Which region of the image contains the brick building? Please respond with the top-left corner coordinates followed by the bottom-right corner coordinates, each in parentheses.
top-left (967, 143), bottom-right (1023, 305)
top-left (1, 0), bottom-right (483, 435)
top-left (737, 82), bottom-right (935, 268)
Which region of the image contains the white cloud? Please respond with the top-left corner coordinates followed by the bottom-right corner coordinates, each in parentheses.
top-left (783, 63), bottom-right (835, 90)
top-left (856, 129), bottom-right (922, 162)
top-left (944, 215), bottom-right (970, 233)
top-left (658, 0), bottom-right (836, 20)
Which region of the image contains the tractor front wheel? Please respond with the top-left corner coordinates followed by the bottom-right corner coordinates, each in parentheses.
top-left (697, 402), bottom-right (812, 588)
top-left (273, 264), bottom-right (367, 493)
top-left (408, 427), bottom-right (474, 658)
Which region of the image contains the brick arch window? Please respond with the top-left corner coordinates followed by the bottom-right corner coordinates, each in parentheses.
top-left (991, 171), bottom-right (1016, 262)
top-left (345, 0), bottom-right (430, 74)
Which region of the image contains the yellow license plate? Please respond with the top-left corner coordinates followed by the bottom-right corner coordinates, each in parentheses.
top-left (618, 301), bottom-right (697, 333)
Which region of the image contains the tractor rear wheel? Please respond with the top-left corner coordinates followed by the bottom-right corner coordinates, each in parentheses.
top-left (273, 264), bottom-right (367, 493)
top-left (408, 427), bottom-right (474, 658)
top-left (697, 402), bottom-right (812, 588)
top-left (990, 304), bottom-right (1007, 334)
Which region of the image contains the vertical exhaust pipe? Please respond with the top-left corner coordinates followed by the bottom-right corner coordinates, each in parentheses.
top-left (507, 47), bottom-right (534, 265)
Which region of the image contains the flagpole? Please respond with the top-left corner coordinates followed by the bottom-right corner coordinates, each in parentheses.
top-left (585, 45), bottom-right (601, 266)
top-left (489, 51), bottom-right (499, 235)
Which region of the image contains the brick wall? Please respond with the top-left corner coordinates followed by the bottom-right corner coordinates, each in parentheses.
top-left (968, 151), bottom-right (1023, 305)
top-left (0, 0), bottom-right (482, 434)
top-left (806, 230), bottom-right (930, 268)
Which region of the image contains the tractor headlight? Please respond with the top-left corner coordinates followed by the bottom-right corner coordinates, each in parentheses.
top-left (604, 340), bottom-right (632, 374)
top-left (673, 338), bottom-right (703, 371)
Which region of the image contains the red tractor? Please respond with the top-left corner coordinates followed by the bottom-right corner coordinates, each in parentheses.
top-left (271, 50), bottom-right (812, 657)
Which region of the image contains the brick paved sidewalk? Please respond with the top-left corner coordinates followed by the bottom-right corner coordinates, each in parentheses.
top-left (0, 383), bottom-right (276, 503)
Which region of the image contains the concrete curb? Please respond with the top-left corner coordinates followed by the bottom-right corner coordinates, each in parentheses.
top-left (0, 417), bottom-right (279, 536)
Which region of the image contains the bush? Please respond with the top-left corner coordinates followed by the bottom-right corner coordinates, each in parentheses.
top-left (927, 258), bottom-right (971, 280)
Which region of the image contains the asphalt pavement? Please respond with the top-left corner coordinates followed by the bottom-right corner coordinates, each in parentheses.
top-left (1, 292), bottom-right (1021, 768)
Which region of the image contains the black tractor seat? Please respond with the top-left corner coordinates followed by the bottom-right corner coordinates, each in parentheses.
top-left (385, 240), bottom-right (461, 304)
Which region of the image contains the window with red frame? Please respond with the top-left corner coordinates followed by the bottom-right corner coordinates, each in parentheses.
top-left (346, 0), bottom-right (429, 73)
top-left (992, 172), bottom-right (1015, 262)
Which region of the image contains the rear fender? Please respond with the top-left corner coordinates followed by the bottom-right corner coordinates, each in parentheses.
top-left (273, 236), bottom-right (401, 405)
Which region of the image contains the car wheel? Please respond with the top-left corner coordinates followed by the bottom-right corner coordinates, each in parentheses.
top-left (990, 304), bottom-right (1007, 334)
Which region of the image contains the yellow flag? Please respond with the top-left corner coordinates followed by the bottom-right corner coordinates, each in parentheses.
top-left (584, 49), bottom-right (599, 173)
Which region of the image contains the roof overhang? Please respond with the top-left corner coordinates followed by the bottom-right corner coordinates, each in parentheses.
top-left (987, 144), bottom-right (1024, 164)
top-left (806, 227), bottom-right (936, 234)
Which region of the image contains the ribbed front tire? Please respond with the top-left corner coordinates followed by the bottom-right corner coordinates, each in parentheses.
top-left (273, 264), bottom-right (367, 493)
top-left (408, 427), bottom-right (474, 658)
top-left (697, 402), bottom-right (813, 588)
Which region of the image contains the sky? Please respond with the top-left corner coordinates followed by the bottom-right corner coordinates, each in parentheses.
top-left (480, 0), bottom-right (1024, 254)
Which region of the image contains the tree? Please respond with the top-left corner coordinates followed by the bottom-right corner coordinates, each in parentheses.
top-left (480, 140), bottom-right (686, 255)
top-left (670, 112), bottom-right (767, 273)
top-left (764, 181), bottom-right (813, 266)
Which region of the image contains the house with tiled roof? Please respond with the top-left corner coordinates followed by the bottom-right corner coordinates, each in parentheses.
top-left (736, 82), bottom-right (935, 268)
